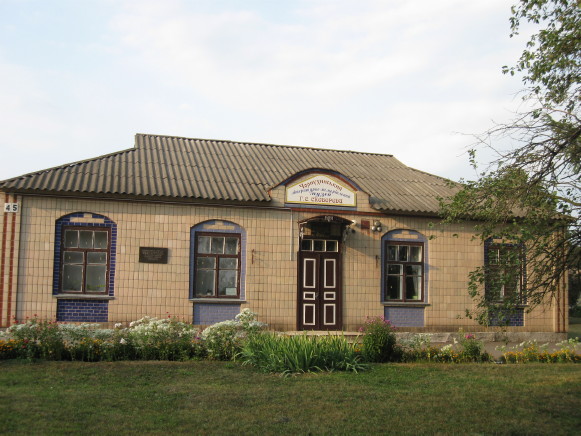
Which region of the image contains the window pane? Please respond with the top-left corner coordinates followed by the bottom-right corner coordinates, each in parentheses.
top-left (62, 265), bottom-right (83, 291)
top-left (219, 258), bottom-right (238, 269)
top-left (489, 248), bottom-right (500, 265)
top-left (386, 275), bottom-right (402, 300)
top-left (64, 230), bottom-right (79, 248)
top-left (218, 270), bottom-right (237, 296)
top-left (501, 268), bottom-right (520, 297)
top-left (195, 270), bottom-right (215, 296)
top-left (198, 236), bottom-right (211, 254)
top-left (405, 276), bottom-right (421, 300)
top-left (224, 237), bottom-right (238, 255)
top-left (197, 257), bottom-right (216, 269)
top-left (87, 252), bottom-right (107, 264)
top-left (405, 265), bottom-right (422, 276)
top-left (211, 237), bottom-right (224, 254)
top-left (387, 245), bottom-right (397, 261)
top-left (410, 246), bottom-right (422, 262)
top-left (388, 264), bottom-right (402, 275)
top-left (313, 240), bottom-right (325, 251)
top-left (64, 251), bottom-right (84, 264)
top-left (398, 245), bottom-right (408, 261)
top-left (301, 240), bottom-right (313, 251)
top-left (79, 231), bottom-right (93, 249)
top-left (86, 265), bottom-right (107, 292)
top-left (94, 232), bottom-right (108, 249)
top-left (326, 240), bottom-right (338, 252)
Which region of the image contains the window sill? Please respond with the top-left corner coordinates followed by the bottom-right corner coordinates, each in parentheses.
top-left (55, 294), bottom-right (115, 300)
top-left (190, 298), bottom-right (246, 304)
top-left (382, 302), bottom-right (430, 307)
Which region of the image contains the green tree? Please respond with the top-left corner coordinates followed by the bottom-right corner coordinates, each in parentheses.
top-left (441, 0), bottom-right (580, 324)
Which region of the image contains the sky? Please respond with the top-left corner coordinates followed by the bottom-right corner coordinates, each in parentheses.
top-left (0, 0), bottom-right (532, 182)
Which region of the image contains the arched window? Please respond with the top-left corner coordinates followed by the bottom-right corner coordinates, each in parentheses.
top-left (190, 220), bottom-right (246, 300)
top-left (381, 230), bottom-right (428, 303)
top-left (53, 213), bottom-right (117, 296)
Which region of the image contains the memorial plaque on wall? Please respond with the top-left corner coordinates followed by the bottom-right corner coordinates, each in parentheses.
top-left (139, 247), bottom-right (169, 264)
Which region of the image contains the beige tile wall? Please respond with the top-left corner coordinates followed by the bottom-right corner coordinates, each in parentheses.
top-left (6, 189), bottom-right (562, 332)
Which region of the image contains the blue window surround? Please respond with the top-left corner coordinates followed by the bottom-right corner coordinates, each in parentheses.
top-left (484, 238), bottom-right (527, 298)
top-left (53, 212), bottom-right (117, 297)
top-left (381, 229), bottom-right (429, 304)
top-left (193, 304), bottom-right (241, 326)
top-left (189, 220), bottom-right (247, 300)
top-left (56, 299), bottom-right (109, 323)
top-left (484, 238), bottom-right (526, 327)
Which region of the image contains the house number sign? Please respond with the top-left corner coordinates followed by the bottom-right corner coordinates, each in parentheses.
top-left (4, 203), bottom-right (19, 213)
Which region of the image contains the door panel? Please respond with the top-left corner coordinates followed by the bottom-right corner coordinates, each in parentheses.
top-left (303, 258), bottom-right (316, 288)
top-left (298, 249), bottom-right (342, 330)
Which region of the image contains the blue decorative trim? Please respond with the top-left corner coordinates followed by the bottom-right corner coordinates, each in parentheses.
top-left (189, 220), bottom-right (246, 300)
top-left (56, 299), bottom-right (109, 322)
top-left (381, 230), bottom-right (429, 303)
top-left (53, 212), bottom-right (117, 296)
top-left (489, 308), bottom-right (525, 327)
top-left (484, 238), bottom-right (527, 304)
top-left (193, 304), bottom-right (241, 325)
top-left (384, 306), bottom-right (425, 327)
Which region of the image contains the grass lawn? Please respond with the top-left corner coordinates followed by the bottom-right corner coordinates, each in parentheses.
top-left (1, 360), bottom-right (580, 435)
top-left (569, 317), bottom-right (581, 339)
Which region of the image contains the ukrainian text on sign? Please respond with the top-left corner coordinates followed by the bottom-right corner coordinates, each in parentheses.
top-left (139, 247), bottom-right (169, 264)
top-left (286, 175), bottom-right (356, 207)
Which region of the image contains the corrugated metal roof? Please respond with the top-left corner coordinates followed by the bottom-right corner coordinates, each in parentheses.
top-left (0, 133), bottom-right (458, 214)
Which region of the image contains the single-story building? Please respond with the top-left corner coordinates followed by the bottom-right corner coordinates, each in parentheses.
top-left (0, 134), bottom-right (568, 336)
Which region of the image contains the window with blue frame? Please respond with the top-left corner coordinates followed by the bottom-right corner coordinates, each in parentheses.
top-left (384, 241), bottom-right (424, 302)
top-left (190, 220), bottom-right (246, 300)
top-left (194, 232), bottom-right (241, 298)
top-left (60, 227), bottom-right (111, 293)
top-left (485, 241), bottom-right (525, 302)
top-left (53, 213), bottom-right (117, 297)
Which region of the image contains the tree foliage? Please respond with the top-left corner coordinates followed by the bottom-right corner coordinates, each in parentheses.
top-left (441, 0), bottom-right (580, 324)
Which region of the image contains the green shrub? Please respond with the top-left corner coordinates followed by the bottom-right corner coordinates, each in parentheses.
top-left (2, 317), bottom-right (68, 360)
top-left (457, 332), bottom-right (488, 362)
top-left (122, 316), bottom-right (205, 361)
top-left (0, 315), bottom-right (205, 362)
top-left (240, 332), bottom-right (368, 374)
top-left (201, 309), bottom-right (265, 360)
top-left (359, 316), bottom-right (397, 362)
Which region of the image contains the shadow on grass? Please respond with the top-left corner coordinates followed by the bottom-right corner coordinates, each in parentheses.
top-left (569, 317), bottom-right (581, 339)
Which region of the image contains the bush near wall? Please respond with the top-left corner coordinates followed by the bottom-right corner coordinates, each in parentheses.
top-left (1, 314), bottom-right (580, 370)
top-left (0, 316), bottom-right (206, 362)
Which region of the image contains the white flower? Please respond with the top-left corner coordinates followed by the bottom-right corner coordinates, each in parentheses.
top-left (114, 323), bottom-right (122, 329)
top-left (119, 338), bottom-right (127, 345)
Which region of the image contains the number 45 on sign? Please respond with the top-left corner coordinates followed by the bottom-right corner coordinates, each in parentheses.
top-left (4, 203), bottom-right (19, 213)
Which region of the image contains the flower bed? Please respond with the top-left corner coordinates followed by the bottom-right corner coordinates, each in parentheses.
top-left (1, 313), bottom-right (579, 369)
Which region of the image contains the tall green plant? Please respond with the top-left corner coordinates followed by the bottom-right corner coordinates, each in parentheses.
top-left (240, 332), bottom-right (367, 374)
top-left (359, 316), bottom-right (397, 363)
